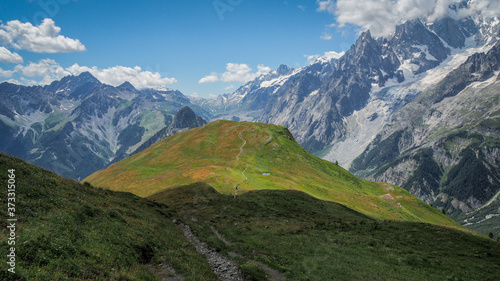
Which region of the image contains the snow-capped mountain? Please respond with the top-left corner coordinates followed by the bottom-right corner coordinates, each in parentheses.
top-left (0, 72), bottom-right (208, 180)
top-left (192, 11), bottom-right (500, 234)
top-left (351, 39), bottom-right (500, 235)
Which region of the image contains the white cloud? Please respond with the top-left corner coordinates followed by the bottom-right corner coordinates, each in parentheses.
top-left (305, 54), bottom-right (320, 65)
top-left (305, 51), bottom-right (345, 65)
top-left (0, 19), bottom-right (86, 53)
top-left (324, 51), bottom-right (345, 60)
top-left (297, 5), bottom-right (306, 11)
top-left (317, 0), bottom-right (335, 14)
top-left (256, 64), bottom-right (271, 76)
top-left (199, 72), bottom-right (220, 83)
top-left (15, 58), bottom-right (70, 85)
top-left (199, 63), bottom-right (271, 84)
top-left (3, 79), bottom-right (22, 85)
top-left (8, 59), bottom-right (177, 88)
top-left (321, 33), bottom-right (333, 40)
top-left (0, 67), bottom-right (14, 78)
top-left (225, 84), bottom-right (235, 90)
top-left (318, 0), bottom-right (500, 38)
top-left (469, 0), bottom-right (500, 18)
top-left (0, 46), bottom-right (23, 63)
top-left (66, 64), bottom-right (177, 88)
top-left (220, 63), bottom-right (254, 82)
top-left (20, 77), bottom-right (40, 86)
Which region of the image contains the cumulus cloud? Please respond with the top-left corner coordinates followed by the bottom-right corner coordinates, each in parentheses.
top-left (469, 0), bottom-right (500, 18)
top-left (305, 51), bottom-right (345, 65)
top-left (0, 19), bottom-right (86, 53)
top-left (0, 67), bottom-right (14, 78)
top-left (6, 59), bottom-right (177, 88)
top-left (0, 46), bottom-right (23, 63)
top-left (67, 64), bottom-right (177, 88)
top-left (318, 0), bottom-right (500, 38)
top-left (15, 59), bottom-right (70, 85)
top-left (199, 72), bottom-right (220, 83)
top-left (323, 51), bottom-right (345, 60)
top-left (199, 63), bottom-right (271, 84)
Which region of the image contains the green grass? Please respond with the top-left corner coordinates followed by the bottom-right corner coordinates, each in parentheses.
top-left (149, 183), bottom-right (500, 281)
top-left (0, 153), bottom-right (216, 280)
top-left (85, 120), bottom-right (461, 230)
top-left (2, 153), bottom-right (499, 280)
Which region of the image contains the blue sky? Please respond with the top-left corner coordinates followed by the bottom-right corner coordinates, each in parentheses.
top-left (3, 1), bottom-right (496, 98)
top-left (0, 0), bottom-right (358, 98)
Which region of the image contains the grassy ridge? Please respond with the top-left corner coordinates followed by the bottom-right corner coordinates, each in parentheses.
top-left (0, 153), bottom-right (216, 280)
top-left (86, 120), bottom-right (461, 229)
top-left (149, 183), bottom-right (500, 281)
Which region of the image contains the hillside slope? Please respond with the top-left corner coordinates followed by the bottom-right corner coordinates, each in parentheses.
top-left (0, 153), bottom-right (216, 280)
top-left (148, 182), bottom-right (500, 281)
top-left (2, 153), bottom-right (499, 280)
top-left (86, 120), bottom-right (460, 229)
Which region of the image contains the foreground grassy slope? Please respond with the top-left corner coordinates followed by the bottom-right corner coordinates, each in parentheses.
top-left (0, 153), bottom-right (216, 280)
top-left (149, 183), bottom-right (500, 281)
top-left (86, 120), bottom-right (460, 228)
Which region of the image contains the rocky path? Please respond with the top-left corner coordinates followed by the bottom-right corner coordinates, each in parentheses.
top-left (180, 222), bottom-right (244, 281)
top-left (234, 131), bottom-right (248, 197)
top-left (210, 225), bottom-right (287, 281)
top-left (236, 131), bottom-right (246, 162)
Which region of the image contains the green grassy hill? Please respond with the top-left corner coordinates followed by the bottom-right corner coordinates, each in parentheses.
top-left (0, 153), bottom-right (216, 280)
top-left (86, 120), bottom-right (461, 229)
top-left (1, 153), bottom-right (499, 280)
top-left (148, 183), bottom-right (500, 281)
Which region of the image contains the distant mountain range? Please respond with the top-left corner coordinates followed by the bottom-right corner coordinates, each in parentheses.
top-left (0, 75), bottom-right (207, 180)
top-left (189, 12), bottom-right (500, 235)
top-left (1, 5), bottom-right (499, 235)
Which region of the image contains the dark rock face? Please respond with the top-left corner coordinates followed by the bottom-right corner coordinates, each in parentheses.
top-left (129, 106), bottom-right (207, 157)
top-left (170, 106), bottom-right (207, 129)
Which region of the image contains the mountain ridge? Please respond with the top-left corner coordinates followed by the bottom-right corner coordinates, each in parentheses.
top-left (0, 72), bottom-right (209, 180)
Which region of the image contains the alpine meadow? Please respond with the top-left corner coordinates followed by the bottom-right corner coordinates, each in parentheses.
top-left (1, 0), bottom-right (500, 280)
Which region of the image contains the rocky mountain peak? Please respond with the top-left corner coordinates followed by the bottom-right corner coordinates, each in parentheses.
top-left (77, 71), bottom-right (99, 82)
top-left (45, 71), bottom-right (102, 99)
top-left (170, 106), bottom-right (207, 129)
top-left (276, 64), bottom-right (294, 75)
top-left (128, 106), bottom-right (207, 158)
top-left (117, 81), bottom-right (136, 91)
